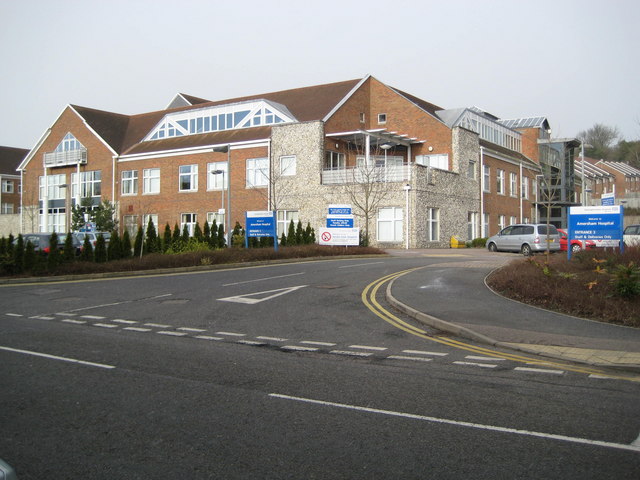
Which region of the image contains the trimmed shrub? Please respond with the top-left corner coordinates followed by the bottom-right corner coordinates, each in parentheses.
top-left (94, 234), bottom-right (107, 263)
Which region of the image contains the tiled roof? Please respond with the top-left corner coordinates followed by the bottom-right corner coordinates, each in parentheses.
top-left (0, 146), bottom-right (29, 175)
top-left (390, 87), bottom-right (443, 117)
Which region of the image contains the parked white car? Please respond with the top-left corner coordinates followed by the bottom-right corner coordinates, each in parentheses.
top-left (623, 224), bottom-right (640, 247)
top-left (486, 224), bottom-right (561, 256)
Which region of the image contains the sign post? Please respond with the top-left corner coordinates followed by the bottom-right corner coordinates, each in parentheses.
top-left (567, 205), bottom-right (624, 259)
top-left (245, 210), bottom-right (278, 251)
top-left (321, 204), bottom-right (359, 246)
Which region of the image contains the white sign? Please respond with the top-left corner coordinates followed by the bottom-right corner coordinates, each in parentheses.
top-left (319, 227), bottom-right (359, 246)
top-left (246, 210), bottom-right (273, 218)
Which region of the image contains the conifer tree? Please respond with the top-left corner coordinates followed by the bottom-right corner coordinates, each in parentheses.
top-left (13, 234), bottom-right (24, 273)
top-left (295, 220), bottom-right (304, 245)
top-left (145, 218), bottom-right (158, 253)
top-left (286, 219), bottom-right (296, 246)
top-left (133, 226), bottom-right (144, 257)
top-left (63, 232), bottom-right (76, 262)
top-left (24, 241), bottom-right (35, 272)
top-left (208, 219), bottom-right (217, 248)
top-left (47, 232), bottom-right (61, 271)
top-left (94, 234), bottom-right (107, 263)
top-left (181, 224), bottom-right (190, 242)
top-left (194, 222), bottom-right (203, 242)
top-left (162, 223), bottom-right (172, 252)
top-left (108, 231), bottom-right (122, 261)
top-left (280, 232), bottom-right (287, 246)
top-left (6, 234), bottom-right (14, 257)
top-left (0, 236), bottom-right (6, 256)
top-left (217, 223), bottom-right (226, 248)
top-left (203, 221), bottom-right (211, 245)
top-left (121, 230), bottom-right (132, 258)
top-left (172, 223), bottom-right (181, 244)
top-left (80, 235), bottom-right (93, 262)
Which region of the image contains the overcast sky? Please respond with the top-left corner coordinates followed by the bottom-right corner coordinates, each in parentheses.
top-left (1, 0), bottom-right (639, 150)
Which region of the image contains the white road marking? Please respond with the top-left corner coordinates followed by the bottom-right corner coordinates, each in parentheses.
top-left (402, 349), bottom-right (448, 357)
top-left (177, 327), bottom-right (207, 332)
top-left (157, 331), bottom-right (187, 337)
top-left (112, 319), bottom-right (137, 324)
top-left (388, 355), bottom-right (433, 362)
top-left (330, 350), bottom-right (372, 357)
top-left (256, 336), bottom-right (288, 342)
top-left (62, 319), bottom-right (87, 325)
top-left (453, 361), bottom-right (498, 369)
top-left (281, 346), bottom-right (318, 352)
top-left (0, 346), bottom-right (115, 369)
top-left (144, 323), bottom-right (171, 328)
top-left (93, 323), bottom-right (118, 329)
top-left (55, 312), bottom-right (76, 316)
top-left (30, 316), bottom-right (54, 320)
top-left (301, 341), bottom-right (336, 347)
top-left (6, 313), bottom-right (23, 317)
top-left (215, 331), bottom-right (246, 337)
top-left (237, 340), bottom-right (266, 346)
top-left (222, 272), bottom-right (305, 286)
top-left (465, 355), bottom-right (505, 361)
top-left (218, 285), bottom-right (308, 305)
top-left (123, 327), bottom-right (152, 332)
top-left (194, 335), bottom-right (224, 341)
top-left (632, 432), bottom-right (640, 447)
top-left (514, 367), bottom-right (564, 375)
top-left (81, 315), bottom-right (106, 320)
top-left (269, 393), bottom-right (640, 453)
top-left (349, 345), bottom-right (387, 351)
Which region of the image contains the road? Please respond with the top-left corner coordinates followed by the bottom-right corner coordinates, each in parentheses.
top-left (1, 256), bottom-right (639, 479)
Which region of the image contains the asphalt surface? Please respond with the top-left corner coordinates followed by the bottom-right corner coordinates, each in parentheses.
top-left (385, 248), bottom-right (640, 371)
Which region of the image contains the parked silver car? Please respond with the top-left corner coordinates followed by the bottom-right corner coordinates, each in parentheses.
top-left (623, 224), bottom-right (640, 247)
top-left (486, 224), bottom-right (561, 256)
top-left (74, 231), bottom-right (111, 247)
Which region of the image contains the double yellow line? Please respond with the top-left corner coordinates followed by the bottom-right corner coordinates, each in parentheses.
top-left (362, 269), bottom-right (636, 380)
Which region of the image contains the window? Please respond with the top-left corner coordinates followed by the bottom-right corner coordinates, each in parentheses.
top-left (1, 203), bottom-right (14, 214)
top-left (207, 162), bottom-right (228, 190)
top-left (280, 155), bottom-right (296, 176)
top-left (181, 213), bottom-right (197, 236)
top-left (427, 208), bottom-right (439, 242)
top-left (40, 207), bottom-right (65, 233)
top-left (122, 170), bottom-right (138, 195)
top-left (143, 168), bottom-right (160, 194)
top-left (378, 113), bottom-right (387, 124)
top-left (123, 215), bottom-right (139, 236)
top-left (55, 132), bottom-right (84, 153)
top-left (143, 214), bottom-right (159, 233)
top-left (510, 216), bottom-right (517, 225)
top-left (467, 160), bottom-right (476, 179)
top-left (522, 176), bottom-right (530, 199)
top-left (360, 113), bottom-right (365, 123)
top-left (39, 174), bottom-right (66, 200)
top-left (324, 151), bottom-right (345, 170)
top-left (72, 170), bottom-right (101, 198)
top-left (179, 165), bottom-right (198, 192)
top-left (510, 172), bottom-right (517, 197)
top-left (246, 158), bottom-right (268, 187)
top-left (377, 207), bottom-right (403, 242)
top-left (207, 211), bottom-right (225, 228)
top-left (483, 165), bottom-right (490, 192)
top-left (498, 215), bottom-right (506, 231)
top-left (497, 169), bottom-right (505, 195)
top-left (416, 154), bottom-right (449, 171)
top-left (2, 180), bottom-right (14, 193)
top-left (277, 210), bottom-right (299, 238)
top-left (483, 213), bottom-right (490, 238)
top-left (468, 212), bottom-right (478, 240)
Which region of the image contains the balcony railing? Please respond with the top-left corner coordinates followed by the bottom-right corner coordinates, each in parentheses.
top-left (322, 165), bottom-right (409, 185)
top-left (44, 149), bottom-right (87, 167)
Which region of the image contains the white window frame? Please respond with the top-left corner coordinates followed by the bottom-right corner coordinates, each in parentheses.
top-left (483, 213), bottom-right (490, 238)
top-left (510, 216), bottom-right (517, 225)
top-left (181, 213), bottom-right (197, 236)
top-left (71, 170), bottom-right (101, 198)
top-left (143, 168), bottom-right (160, 194)
top-left (280, 155), bottom-right (296, 176)
top-left (207, 211), bottom-right (225, 228)
top-left (277, 210), bottom-right (299, 238)
top-left (378, 113), bottom-right (387, 124)
top-left (2, 180), bottom-right (14, 193)
top-left (179, 164), bottom-right (198, 192)
top-left (39, 174), bottom-right (66, 200)
top-left (468, 212), bottom-right (478, 240)
top-left (428, 208), bottom-right (439, 242)
top-left (123, 215), bottom-right (139, 236)
top-left (498, 214), bottom-right (506, 231)
top-left (522, 176), bottom-right (530, 199)
top-left (1, 202), bottom-right (14, 214)
top-left (143, 214), bottom-right (159, 233)
top-left (377, 207), bottom-right (403, 242)
top-left (207, 162), bottom-right (228, 190)
top-left (483, 165), bottom-right (490, 192)
top-left (416, 154), bottom-right (449, 171)
top-left (324, 151), bottom-right (345, 170)
top-left (510, 172), bottom-right (518, 197)
top-left (497, 169), bottom-right (505, 195)
top-left (121, 170), bottom-right (138, 195)
top-left (246, 157), bottom-right (269, 188)
top-left (40, 207), bottom-right (65, 233)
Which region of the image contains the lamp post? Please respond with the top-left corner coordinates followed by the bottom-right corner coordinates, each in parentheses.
top-left (212, 145), bottom-right (231, 246)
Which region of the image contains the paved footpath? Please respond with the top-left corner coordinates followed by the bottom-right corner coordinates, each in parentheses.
top-left (386, 248), bottom-right (640, 372)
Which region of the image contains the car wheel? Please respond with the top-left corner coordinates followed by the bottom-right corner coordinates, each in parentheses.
top-left (488, 242), bottom-right (497, 252)
top-left (521, 244), bottom-right (532, 256)
top-left (571, 243), bottom-right (581, 253)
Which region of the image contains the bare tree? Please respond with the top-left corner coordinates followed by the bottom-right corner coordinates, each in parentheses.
top-left (578, 123), bottom-right (620, 160)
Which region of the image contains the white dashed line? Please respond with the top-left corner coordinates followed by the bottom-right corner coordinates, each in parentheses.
top-left (177, 327), bottom-right (207, 332)
top-left (112, 319), bottom-right (137, 324)
top-left (144, 323), bottom-right (171, 328)
top-left (30, 316), bottom-right (54, 320)
top-left (349, 345), bottom-right (387, 351)
top-left (281, 346), bottom-right (319, 352)
top-left (514, 367), bottom-right (564, 375)
top-left (256, 336), bottom-right (288, 342)
top-left (123, 327), bottom-right (152, 332)
top-left (453, 361), bottom-right (498, 369)
top-left (55, 312), bottom-right (76, 316)
top-left (0, 346), bottom-right (115, 370)
top-left (194, 335), bottom-right (224, 341)
top-left (93, 323), bottom-right (119, 329)
top-left (330, 350), bottom-right (373, 357)
top-left (62, 319), bottom-right (87, 325)
top-left (81, 315), bottom-right (105, 320)
top-left (388, 355), bottom-right (433, 362)
top-left (465, 355), bottom-right (505, 361)
top-left (301, 341), bottom-right (336, 347)
top-left (237, 340), bottom-right (266, 346)
top-left (215, 331), bottom-right (246, 337)
top-left (402, 350), bottom-right (448, 357)
top-left (5, 313), bottom-right (23, 317)
top-left (157, 331), bottom-right (187, 337)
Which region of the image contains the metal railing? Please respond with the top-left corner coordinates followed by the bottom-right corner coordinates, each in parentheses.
top-left (44, 149), bottom-right (87, 167)
top-left (322, 165), bottom-right (409, 185)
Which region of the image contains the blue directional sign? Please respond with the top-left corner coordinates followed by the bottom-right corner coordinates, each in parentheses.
top-left (567, 205), bottom-right (624, 258)
top-left (327, 217), bottom-right (354, 228)
top-left (328, 205), bottom-right (352, 216)
top-left (245, 210), bottom-right (278, 250)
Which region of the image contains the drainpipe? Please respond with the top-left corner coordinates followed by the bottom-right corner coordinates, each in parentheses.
top-left (519, 162), bottom-right (523, 222)
top-left (19, 169), bottom-right (23, 233)
top-left (42, 158), bottom-right (48, 232)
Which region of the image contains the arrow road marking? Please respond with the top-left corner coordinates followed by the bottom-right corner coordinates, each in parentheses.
top-left (218, 285), bottom-right (308, 305)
